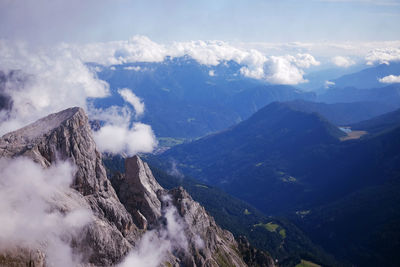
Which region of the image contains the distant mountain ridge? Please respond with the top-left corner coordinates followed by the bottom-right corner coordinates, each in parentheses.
top-left (317, 84), bottom-right (400, 107)
top-left (282, 100), bottom-right (397, 125)
top-left (92, 57), bottom-right (314, 138)
top-left (90, 59), bottom-right (400, 139)
top-left (350, 107), bottom-right (400, 134)
top-left (330, 62), bottom-right (400, 89)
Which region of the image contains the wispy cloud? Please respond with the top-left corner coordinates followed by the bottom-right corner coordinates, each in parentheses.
top-left (325, 80), bottom-right (336, 88)
top-left (118, 88), bottom-right (145, 118)
top-left (0, 157), bottom-right (92, 266)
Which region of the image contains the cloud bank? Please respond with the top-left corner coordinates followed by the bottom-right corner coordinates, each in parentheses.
top-left (365, 47), bottom-right (400, 65)
top-left (9, 36), bottom-right (398, 88)
top-left (0, 157), bottom-right (92, 267)
top-left (67, 36), bottom-right (320, 85)
top-left (0, 40), bottom-right (157, 156)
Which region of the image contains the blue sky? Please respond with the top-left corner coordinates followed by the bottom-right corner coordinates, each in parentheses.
top-left (0, 0), bottom-right (399, 44)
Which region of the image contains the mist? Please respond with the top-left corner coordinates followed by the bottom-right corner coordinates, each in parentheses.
top-left (0, 157), bottom-right (92, 266)
top-left (0, 40), bottom-right (157, 156)
top-left (119, 194), bottom-right (190, 267)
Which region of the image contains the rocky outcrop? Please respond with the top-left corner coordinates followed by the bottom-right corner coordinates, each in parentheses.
top-left (168, 186), bottom-right (248, 267)
top-left (237, 236), bottom-right (277, 267)
top-left (112, 156), bottom-right (164, 230)
top-left (0, 107), bottom-right (273, 267)
top-left (0, 107), bottom-right (137, 266)
top-left (113, 156), bottom-right (249, 266)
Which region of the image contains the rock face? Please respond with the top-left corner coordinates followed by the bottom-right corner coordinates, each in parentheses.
top-left (168, 186), bottom-right (248, 266)
top-left (113, 156), bottom-right (250, 266)
top-left (0, 107), bottom-right (137, 266)
top-left (0, 107), bottom-right (273, 266)
top-left (112, 156), bottom-right (163, 230)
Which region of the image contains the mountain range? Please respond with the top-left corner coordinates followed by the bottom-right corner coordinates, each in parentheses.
top-left (91, 58), bottom-right (315, 138)
top-left (154, 100), bottom-right (400, 266)
top-left (329, 62), bottom-right (400, 90)
top-left (90, 59), bottom-right (400, 141)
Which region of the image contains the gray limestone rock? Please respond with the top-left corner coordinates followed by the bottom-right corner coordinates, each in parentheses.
top-left (115, 156), bottom-right (251, 267)
top-left (0, 107), bottom-right (274, 267)
top-left (117, 156), bottom-right (164, 228)
top-left (0, 107), bottom-right (137, 266)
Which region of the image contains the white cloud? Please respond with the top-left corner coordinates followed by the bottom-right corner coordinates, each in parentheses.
top-left (238, 40), bottom-right (400, 64)
top-left (123, 66), bottom-right (141, 71)
top-left (90, 103), bottom-right (156, 156)
top-left (289, 53), bottom-right (321, 68)
top-left (0, 40), bottom-right (110, 135)
top-left (169, 40), bottom-right (265, 66)
top-left (240, 65), bottom-right (265, 80)
top-left (88, 105), bottom-right (132, 126)
top-left (0, 40), bottom-right (157, 157)
top-left (325, 80), bottom-right (336, 88)
top-left (93, 113), bottom-right (157, 156)
top-left (0, 157), bottom-right (92, 267)
top-left (264, 56), bottom-right (306, 84)
top-left (331, 56), bottom-right (356, 67)
top-left (118, 88), bottom-right (145, 117)
top-left (208, 70), bottom-right (215, 76)
top-left (378, 75), bottom-right (400, 84)
top-left (262, 54), bottom-right (320, 85)
top-left (64, 36), bottom-right (167, 66)
top-left (365, 47), bottom-right (400, 65)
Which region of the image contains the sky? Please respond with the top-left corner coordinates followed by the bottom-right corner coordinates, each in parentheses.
top-left (0, 0), bottom-right (399, 45)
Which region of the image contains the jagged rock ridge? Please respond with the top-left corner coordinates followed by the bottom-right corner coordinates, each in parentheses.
top-left (0, 107), bottom-right (273, 266)
top-left (0, 107), bottom-right (137, 265)
top-left (112, 156), bottom-right (250, 266)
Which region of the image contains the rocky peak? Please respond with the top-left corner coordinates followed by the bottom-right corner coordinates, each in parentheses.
top-left (0, 107), bottom-right (137, 265)
top-left (0, 107), bottom-right (274, 267)
top-left (112, 155), bottom-right (164, 229)
top-left (0, 107), bottom-right (109, 196)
